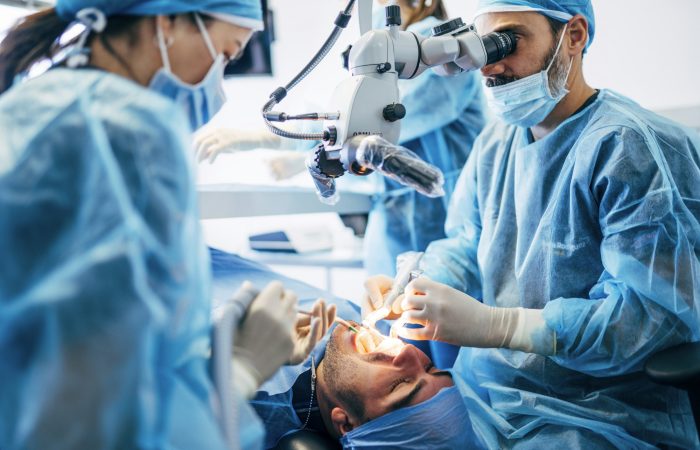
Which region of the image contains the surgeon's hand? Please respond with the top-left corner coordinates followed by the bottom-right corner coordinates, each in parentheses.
top-left (195, 128), bottom-right (283, 163)
top-left (395, 277), bottom-right (556, 354)
top-left (288, 299), bottom-right (337, 365)
top-left (361, 275), bottom-right (404, 320)
top-left (263, 151), bottom-right (307, 180)
top-left (233, 281), bottom-right (297, 387)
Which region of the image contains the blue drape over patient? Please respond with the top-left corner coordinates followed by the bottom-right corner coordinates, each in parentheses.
top-left (421, 89), bottom-right (700, 448)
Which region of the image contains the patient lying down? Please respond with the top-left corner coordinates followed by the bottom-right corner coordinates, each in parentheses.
top-left (251, 321), bottom-right (473, 449)
top-left (317, 323), bottom-right (453, 437)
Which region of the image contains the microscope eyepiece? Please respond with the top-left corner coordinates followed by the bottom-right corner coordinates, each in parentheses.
top-left (482, 30), bottom-right (517, 65)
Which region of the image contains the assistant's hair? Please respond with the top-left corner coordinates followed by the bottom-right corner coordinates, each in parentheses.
top-left (0, 8), bottom-right (151, 94)
top-left (403, 0), bottom-right (448, 30)
top-left (0, 9), bottom-right (67, 94)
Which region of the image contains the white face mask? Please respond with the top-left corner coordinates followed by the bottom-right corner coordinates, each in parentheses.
top-left (148, 13), bottom-right (227, 131)
top-left (484, 24), bottom-right (573, 128)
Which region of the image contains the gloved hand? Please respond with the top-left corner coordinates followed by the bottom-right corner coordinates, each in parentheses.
top-left (288, 298), bottom-right (337, 365)
top-left (226, 280), bottom-right (259, 325)
top-left (396, 277), bottom-right (556, 355)
top-left (263, 151), bottom-right (307, 180)
top-left (233, 281), bottom-right (297, 390)
top-left (195, 128), bottom-right (283, 163)
top-left (361, 274), bottom-right (404, 320)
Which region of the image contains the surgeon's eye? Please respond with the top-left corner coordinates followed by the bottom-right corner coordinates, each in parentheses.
top-left (390, 377), bottom-right (410, 392)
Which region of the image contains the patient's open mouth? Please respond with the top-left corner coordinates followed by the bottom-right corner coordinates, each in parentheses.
top-left (354, 326), bottom-right (405, 356)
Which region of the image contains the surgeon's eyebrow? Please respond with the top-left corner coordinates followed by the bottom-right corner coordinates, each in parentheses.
top-left (387, 379), bottom-right (426, 412)
top-left (491, 23), bottom-right (529, 35)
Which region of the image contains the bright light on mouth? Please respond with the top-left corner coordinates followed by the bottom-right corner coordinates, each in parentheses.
top-left (354, 326), bottom-right (405, 356)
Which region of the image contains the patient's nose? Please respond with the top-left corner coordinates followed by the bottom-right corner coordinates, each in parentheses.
top-left (392, 345), bottom-right (423, 371)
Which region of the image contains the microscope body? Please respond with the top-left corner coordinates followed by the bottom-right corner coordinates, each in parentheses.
top-left (320, 10), bottom-right (502, 175)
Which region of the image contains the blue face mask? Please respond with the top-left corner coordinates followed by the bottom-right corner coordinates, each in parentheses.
top-left (149, 13), bottom-right (227, 131)
top-left (484, 25), bottom-right (572, 128)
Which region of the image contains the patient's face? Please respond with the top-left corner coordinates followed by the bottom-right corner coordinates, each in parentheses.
top-left (320, 322), bottom-right (453, 424)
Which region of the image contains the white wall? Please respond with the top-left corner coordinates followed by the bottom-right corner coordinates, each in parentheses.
top-left (210, 0), bottom-right (700, 132)
top-left (3, 1), bottom-right (697, 124)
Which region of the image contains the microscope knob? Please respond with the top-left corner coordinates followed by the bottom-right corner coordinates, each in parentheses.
top-left (432, 18), bottom-right (472, 37)
top-left (383, 103), bottom-right (406, 122)
top-left (385, 5), bottom-right (401, 27)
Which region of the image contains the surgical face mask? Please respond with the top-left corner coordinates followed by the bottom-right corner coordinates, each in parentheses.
top-left (149, 14), bottom-right (227, 131)
top-left (484, 25), bottom-right (573, 128)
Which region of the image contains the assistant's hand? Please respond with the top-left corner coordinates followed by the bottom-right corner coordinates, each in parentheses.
top-left (361, 275), bottom-right (404, 320)
top-left (263, 151), bottom-right (307, 180)
top-left (288, 299), bottom-right (337, 365)
top-left (233, 281), bottom-right (297, 386)
top-left (195, 128), bottom-right (283, 163)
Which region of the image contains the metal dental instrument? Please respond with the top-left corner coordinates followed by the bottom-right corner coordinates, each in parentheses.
top-left (297, 309), bottom-right (359, 334)
top-left (362, 252), bottom-right (424, 330)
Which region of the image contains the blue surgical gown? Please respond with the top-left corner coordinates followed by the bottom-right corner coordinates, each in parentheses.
top-left (0, 69), bottom-right (229, 449)
top-left (363, 16), bottom-right (487, 277)
top-left (421, 89), bottom-right (700, 448)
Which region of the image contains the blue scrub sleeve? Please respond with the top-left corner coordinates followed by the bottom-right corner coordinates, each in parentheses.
top-left (0, 80), bottom-right (221, 448)
top-left (420, 148), bottom-right (484, 299)
top-left (543, 125), bottom-right (700, 376)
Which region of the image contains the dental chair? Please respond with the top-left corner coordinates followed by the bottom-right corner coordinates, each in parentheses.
top-left (274, 431), bottom-right (342, 450)
top-left (645, 342), bottom-right (700, 438)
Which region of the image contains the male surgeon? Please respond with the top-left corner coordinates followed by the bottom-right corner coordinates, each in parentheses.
top-left (363, 0), bottom-right (700, 448)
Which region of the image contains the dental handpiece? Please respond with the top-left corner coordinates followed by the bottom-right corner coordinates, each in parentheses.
top-left (362, 252), bottom-right (424, 329)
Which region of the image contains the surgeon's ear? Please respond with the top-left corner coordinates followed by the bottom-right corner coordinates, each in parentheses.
top-left (566, 14), bottom-right (589, 56)
top-left (154, 15), bottom-right (176, 46)
top-left (330, 407), bottom-right (356, 436)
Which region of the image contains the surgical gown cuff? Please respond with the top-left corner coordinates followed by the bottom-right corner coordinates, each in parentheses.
top-left (507, 308), bottom-right (557, 355)
top-left (541, 298), bottom-right (594, 356)
top-left (232, 356), bottom-right (261, 400)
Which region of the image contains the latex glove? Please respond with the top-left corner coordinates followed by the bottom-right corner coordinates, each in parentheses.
top-left (195, 128), bottom-right (283, 163)
top-left (397, 277), bottom-right (556, 355)
top-left (361, 275), bottom-right (404, 320)
top-left (226, 280), bottom-right (259, 325)
top-left (288, 298), bottom-right (337, 365)
top-left (263, 151), bottom-right (307, 181)
top-left (233, 281), bottom-right (298, 389)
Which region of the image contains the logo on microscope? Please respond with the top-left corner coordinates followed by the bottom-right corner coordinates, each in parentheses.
top-left (352, 131), bottom-right (383, 137)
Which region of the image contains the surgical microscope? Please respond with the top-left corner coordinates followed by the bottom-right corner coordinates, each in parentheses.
top-left (261, 0), bottom-right (516, 204)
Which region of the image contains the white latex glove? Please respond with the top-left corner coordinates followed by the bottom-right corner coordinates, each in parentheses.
top-left (288, 298), bottom-right (337, 365)
top-left (195, 128), bottom-right (283, 163)
top-left (263, 151), bottom-right (308, 181)
top-left (226, 280), bottom-right (259, 325)
top-left (397, 277), bottom-right (556, 355)
top-left (361, 274), bottom-right (404, 320)
top-left (233, 281), bottom-right (297, 390)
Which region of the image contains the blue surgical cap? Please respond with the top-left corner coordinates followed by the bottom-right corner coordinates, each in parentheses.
top-left (56, 0), bottom-right (264, 31)
top-left (340, 386), bottom-right (478, 449)
top-left (475, 0), bottom-right (595, 50)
